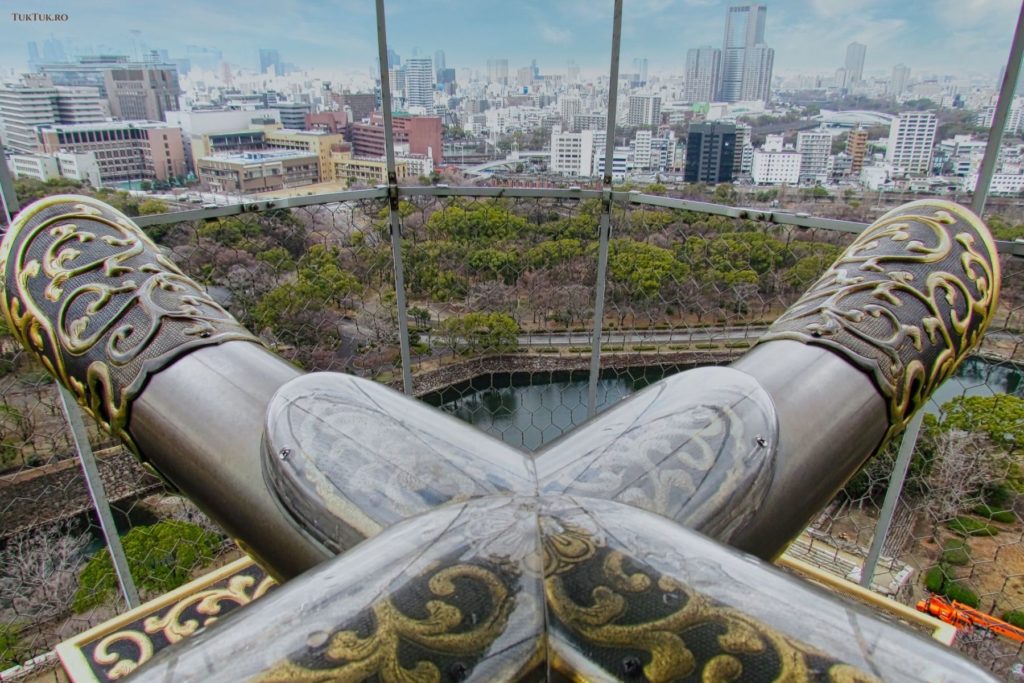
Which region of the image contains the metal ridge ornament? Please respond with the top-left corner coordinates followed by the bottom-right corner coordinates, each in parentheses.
top-left (757, 199), bottom-right (1000, 442)
top-left (0, 195), bottom-right (260, 455)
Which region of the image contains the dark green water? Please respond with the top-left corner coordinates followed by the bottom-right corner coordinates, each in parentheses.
top-left (424, 358), bottom-right (1023, 453)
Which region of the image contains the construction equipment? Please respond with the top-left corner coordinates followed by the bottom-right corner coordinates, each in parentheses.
top-left (917, 594), bottom-right (1024, 644)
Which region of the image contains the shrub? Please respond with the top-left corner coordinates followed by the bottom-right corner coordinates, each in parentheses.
top-left (1004, 611), bottom-right (1024, 629)
top-left (0, 624), bottom-right (22, 669)
top-left (725, 341), bottom-right (752, 349)
top-left (534, 347), bottom-right (559, 354)
top-left (943, 581), bottom-right (981, 608)
top-left (695, 343), bottom-right (717, 349)
top-left (942, 539), bottom-right (971, 566)
top-left (631, 345), bottom-right (657, 352)
top-left (73, 521), bottom-right (222, 613)
top-left (924, 566), bottom-right (947, 592)
top-left (947, 516), bottom-right (999, 537)
top-left (972, 504), bottom-right (1016, 524)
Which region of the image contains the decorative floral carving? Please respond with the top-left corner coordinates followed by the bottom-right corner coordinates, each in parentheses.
top-left (757, 200), bottom-right (999, 439)
top-left (0, 196), bottom-right (259, 456)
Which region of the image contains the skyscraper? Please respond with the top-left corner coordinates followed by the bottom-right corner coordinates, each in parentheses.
top-left (718, 4), bottom-right (773, 104)
top-left (685, 122), bottom-right (736, 183)
top-left (387, 49), bottom-right (401, 69)
top-left (891, 64), bottom-right (911, 98)
top-left (684, 47), bottom-right (721, 103)
top-left (434, 50), bottom-right (446, 80)
top-left (258, 49), bottom-right (281, 75)
top-left (845, 42), bottom-right (866, 86)
top-left (741, 44), bottom-right (774, 103)
top-left (487, 59), bottom-right (509, 85)
top-left (403, 58), bottom-right (435, 109)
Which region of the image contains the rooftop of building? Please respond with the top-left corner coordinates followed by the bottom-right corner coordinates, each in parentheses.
top-left (41, 120), bottom-right (174, 132)
top-left (199, 149), bottom-right (318, 164)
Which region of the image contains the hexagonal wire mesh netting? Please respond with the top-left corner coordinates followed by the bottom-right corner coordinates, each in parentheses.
top-left (0, 190), bottom-right (1021, 678)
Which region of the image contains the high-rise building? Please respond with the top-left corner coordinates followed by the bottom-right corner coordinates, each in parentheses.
top-left (733, 122), bottom-right (751, 175)
top-left (258, 49), bottom-right (281, 75)
top-left (434, 50), bottom-right (446, 80)
top-left (387, 49), bottom-right (401, 68)
top-left (846, 127), bottom-right (868, 174)
top-left (719, 4), bottom-right (772, 104)
top-left (891, 64), bottom-right (911, 98)
top-left (632, 130), bottom-right (653, 170)
top-left (684, 46), bottom-right (721, 103)
top-left (104, 67), bottom-right (181, 122)
top-left (560, 96), bottom-right (582, 129)
top-left (626, 95), bottom-right (661, 127)
top-left (550, 129), bottom-right (596, 176)
top-left (741, 44), bottom-right (774, 103)
top-left (633, 58), bottom-right (649, 85)
top-left (886, 111), bottom-right (937, 175)
top-left (796, 130), bottom-right (833, 183)
top-left (35, 55), bottom-right (178, 98)
top-left (845, 42), bottom-right (866, 86)
top-left (487, 59), bottom-right (509, 85)
top-left (403, 58), bottom-right (435, 109)
top-left (567, 60), bottom-right (580, 82)
top-left (684, 122), bottom-right (736, 183)
top-left (752, 146), bottom-right (801, 184)
top-left (0, 77), bottom-right (105, 153)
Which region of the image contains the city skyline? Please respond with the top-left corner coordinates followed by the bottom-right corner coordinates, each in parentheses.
top-left (0, 0), bottom-right (1019, 81)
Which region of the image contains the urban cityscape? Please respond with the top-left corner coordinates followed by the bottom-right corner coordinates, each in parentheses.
top-left (1, 1), bottom-right (1023, 681)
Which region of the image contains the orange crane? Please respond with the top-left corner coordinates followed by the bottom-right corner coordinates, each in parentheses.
top-left (916, 595), bottom-right (1024, 644)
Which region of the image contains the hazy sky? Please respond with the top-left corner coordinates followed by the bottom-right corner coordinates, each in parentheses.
top-left (1, 0), bottom-right (1020, 80)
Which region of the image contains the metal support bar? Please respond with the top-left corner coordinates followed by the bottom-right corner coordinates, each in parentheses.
top-left (57, 385), bottom-right (141, 609)
top-left (586, 0), bottom-right (623, 418)
top-left (374, 0), bottom-right (413, 395)
top-left (0, 140), bottom-right (20, 225)
top-left (859, 410), bottom-right (924, 589)
top-left (973, 1), bottom-right (1024, 215)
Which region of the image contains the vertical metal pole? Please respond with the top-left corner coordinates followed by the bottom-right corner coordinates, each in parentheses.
top-left (859, 410), bottom-right (924, 589)
top-left (0, 140), bottom-right (20, 226)
top-left (57, 385), bottom-right (141, 609)
top-left (586, 0), bottom-right (623, 418)
top-left (375, 0), bottom-right (413, 395)
top-left (973, 1), bottom-right (1024, 215)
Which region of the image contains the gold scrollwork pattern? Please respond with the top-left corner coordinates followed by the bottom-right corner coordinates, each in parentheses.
top-left (82, 565), bottom-right (276, 680)
top-left (0, 195), bottom-right (260, 455)
top-left (254, 560), bottom-right (520, 683)
top-left (542, 523), bottom-right (881, 682)
top-left (756, 199), bottom-right (1000, 437)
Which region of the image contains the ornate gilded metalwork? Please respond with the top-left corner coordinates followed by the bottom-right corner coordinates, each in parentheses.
top-left (129, 496), bottom-right (988, 681)
top-left (254, 559), bottom-right (520, 683)
top-left (56, 558), bottom-right (276, 682)
top-left (0, 195), bottom-right (260, 454)
top-left (757, 199), bottom-right (1000, 438)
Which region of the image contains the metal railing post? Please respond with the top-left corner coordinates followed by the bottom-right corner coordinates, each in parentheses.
top-left (972, 1), bottom-right (1024, 215)
top-left (859, 410), bottom-right (925, 589)
top-left (57, 385), bottom-right (141, 609)
top-left (375, 0), bottom-right (414, 395)
top-left (0, 140), bottom-right (20, 225)
top-left (586, 0), bottom-right (623, 419)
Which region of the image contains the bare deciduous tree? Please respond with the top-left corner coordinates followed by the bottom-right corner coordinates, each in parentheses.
top-left (0, 523), bottom-right (88, 621)
top-left (925, 430), bottom-right (997, 525)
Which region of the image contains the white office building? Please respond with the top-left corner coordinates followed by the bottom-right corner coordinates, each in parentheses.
top-left (886, 111), bottom-right (937, 176)
top-left (752, 148), bottom-right (801, 184)
top-left (797, 130), bottom-right (833, 184)
top-left (550, 129), bottom-right (596, 177)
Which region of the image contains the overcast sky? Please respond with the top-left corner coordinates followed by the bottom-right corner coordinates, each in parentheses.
top-left (1, 0), bottom-right (1020, 81)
